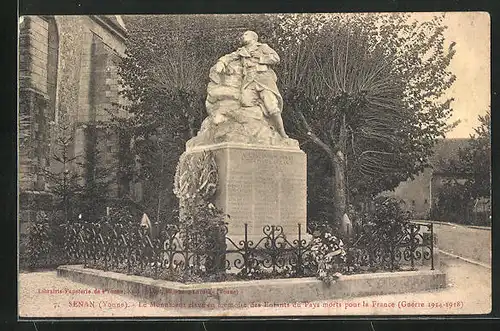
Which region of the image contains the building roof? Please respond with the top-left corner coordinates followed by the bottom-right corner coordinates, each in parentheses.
top-left (92, 15), bottom-right (128, 41)
top-left (105, 15), bottom-right (127, 32)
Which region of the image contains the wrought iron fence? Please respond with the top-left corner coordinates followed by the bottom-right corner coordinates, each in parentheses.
top-left (345, 221), bottom-right (435, 272)
top-left (56, 219), bottom-right (434, 282)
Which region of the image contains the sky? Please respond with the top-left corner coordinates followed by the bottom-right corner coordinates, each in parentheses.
top-left (440, 12), bottom-right (490, 138)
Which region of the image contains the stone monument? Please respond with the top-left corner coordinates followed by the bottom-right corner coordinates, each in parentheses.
top-left (176, 31), bottom-right (308, 243)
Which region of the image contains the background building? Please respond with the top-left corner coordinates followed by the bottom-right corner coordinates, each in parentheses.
top-left (384, 138), bottom-right (490, 225)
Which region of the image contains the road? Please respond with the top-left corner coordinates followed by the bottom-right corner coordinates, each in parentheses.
top-left (427, 221), bottom-right (491, 266)
top-left (18, 254), bottom-right (491, 317)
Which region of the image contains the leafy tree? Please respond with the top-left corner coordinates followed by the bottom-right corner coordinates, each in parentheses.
top-left (262, 13), bottom-right (457, 226)
top-left (433, 181), bottom-right (473, 224)
top-left (470, 112), bottom-right (491, 198)
top-left (435, 110), bottom-right (491, 224)
top-left (22, 211), bottom-right (52, 269)
top-left (440, 110), bottom-right (491, 194)
top-left (44, 112), bottom-right (82, 222)
top-left (44, 113), bottom-right (117, 222)
top-left (23, 112), bottom-right (83, 269)
top-left (456, 111), bottom-right (491, 199)
top-left (79, 123), bottom-right (115, 220)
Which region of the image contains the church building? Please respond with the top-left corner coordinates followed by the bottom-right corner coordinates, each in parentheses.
top-left (19, 15), bottom-right (129, 233)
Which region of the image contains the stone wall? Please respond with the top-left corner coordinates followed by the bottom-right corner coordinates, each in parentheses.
top-left (19, 16), bottom-right (49, 95)
top-left (19, 16), bottom-right (53, 193)
top-left (54, 16), bottom-right (86, 124)
top-left (88, 34), bottom-right (122, 122)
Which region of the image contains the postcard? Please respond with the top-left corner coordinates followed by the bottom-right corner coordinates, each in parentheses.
top-left (18, 12), bottom-right (491, 318)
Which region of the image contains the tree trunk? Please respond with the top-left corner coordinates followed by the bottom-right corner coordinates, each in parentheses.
top-left (333, 114), bottom-right (348, 235)
top-left (332, 152), bottom-right (347, 229)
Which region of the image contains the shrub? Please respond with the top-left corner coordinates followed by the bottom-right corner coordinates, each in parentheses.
top-left (348, 196), bottom-right (412, 271)
top-left (173, 151), bottom-right (227, 281)
top-left (308, 228), bottom-right (346, 285)
top-left (22, 212), bottom-right (52, 270)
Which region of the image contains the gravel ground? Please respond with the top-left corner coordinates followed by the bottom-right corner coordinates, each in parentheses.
top-left (18, 255), bottom-right (491, 318)
top-left (432, 223), bottom-right (491, 265)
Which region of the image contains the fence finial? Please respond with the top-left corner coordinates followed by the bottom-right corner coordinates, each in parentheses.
top-left (140, 213), bottom-right (151, 229)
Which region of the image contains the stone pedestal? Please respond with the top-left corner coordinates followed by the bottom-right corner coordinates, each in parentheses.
top-left (186, 142), bottom-right (309, 244)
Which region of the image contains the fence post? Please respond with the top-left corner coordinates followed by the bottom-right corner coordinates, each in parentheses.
top-left (103, 235), bottom-right (108, 271)
top-left (127, 235), bottom-right (131, 275)
top-left (152, 237), bottom-right (158, 280)
top-left (430, 223), bottom-right (434, 270)
top-left (410, 223), bottom-right (415, 270)
top-left (296, 223), bottom-right (303, 277)
top-left (244, 223), bottom-right (249, 276)
top-left (183, 231), bottom-right (190, 278)
top-left (390, 223), bottom-right (395, 271)
top-left (271, 225), bottom-right (277, 274)
top-left (82, 226), bottom-right (87, 268)
top-left (213, 223), bottom-right (226, 275)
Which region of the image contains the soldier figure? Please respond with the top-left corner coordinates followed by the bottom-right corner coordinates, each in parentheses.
top-left (215, 30), bottom-right (289, 138)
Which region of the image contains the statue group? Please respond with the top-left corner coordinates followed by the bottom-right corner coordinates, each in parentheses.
top-left (186, 31), bottom-right (299, 149)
